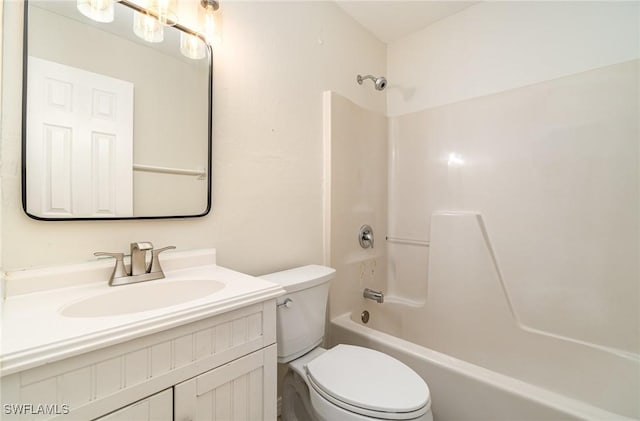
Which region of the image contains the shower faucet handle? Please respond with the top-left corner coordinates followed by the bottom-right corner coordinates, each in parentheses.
top-left (359, 224), bottom-right (374, 249)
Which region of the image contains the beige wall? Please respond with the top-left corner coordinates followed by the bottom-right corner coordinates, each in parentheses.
top-left (0, 1), bottom-right (386, 273)
top-left (386, 1), bottom-right (639, 355)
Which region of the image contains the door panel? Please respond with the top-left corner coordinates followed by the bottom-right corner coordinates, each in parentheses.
top-left (27, 56), bottom-right (133, 217)
top-left (175, 345), bottom-right (277, 421)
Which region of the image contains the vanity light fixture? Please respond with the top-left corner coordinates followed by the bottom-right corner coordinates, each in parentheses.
top-left (77, 0), bottom-right (218, 54)
top-left (133, 11), bottom-right (164, 43)
top-left (77, 0), bottom-right (117, 23)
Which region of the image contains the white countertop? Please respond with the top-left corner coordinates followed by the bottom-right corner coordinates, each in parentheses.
top-left (0, 249), bottom-right (284, 376)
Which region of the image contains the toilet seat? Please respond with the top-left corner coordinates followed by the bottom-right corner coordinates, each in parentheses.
top-left (305, 345), bottom-right (430, 420)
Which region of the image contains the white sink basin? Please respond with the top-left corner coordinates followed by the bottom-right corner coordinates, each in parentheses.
top-left (60, 279), bottom-right (225, 318)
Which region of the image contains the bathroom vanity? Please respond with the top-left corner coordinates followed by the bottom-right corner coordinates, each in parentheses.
top-left (0, 249), bottom-right (283, 420)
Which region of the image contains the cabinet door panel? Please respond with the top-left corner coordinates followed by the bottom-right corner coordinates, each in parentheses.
top-left (175, 345), bottom-right (276, 421)
top-left (94, 388), bottom-right (172, 421)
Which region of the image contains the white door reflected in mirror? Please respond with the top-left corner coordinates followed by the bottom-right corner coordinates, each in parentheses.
top-left (27, 57), bottom-right (134, 218)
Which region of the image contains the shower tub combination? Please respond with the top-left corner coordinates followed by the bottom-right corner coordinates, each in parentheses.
top-left (329, 213), bottom-right (639, 421)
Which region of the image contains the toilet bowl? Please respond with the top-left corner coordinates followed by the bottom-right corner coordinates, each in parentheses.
top-left (261, 265), bottom-right (433, 421)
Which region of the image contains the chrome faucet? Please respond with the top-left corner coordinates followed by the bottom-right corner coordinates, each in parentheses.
top-left (130, 242), bottom-right (153, 275)
top-left (94, 242), bottom-right (176, 286)
top-left (363, 288), bottom-right (384, 303)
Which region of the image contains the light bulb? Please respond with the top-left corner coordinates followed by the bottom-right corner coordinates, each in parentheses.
top-left (133, 11), bottom-right (164, 43)
top-left (204, 4), bottom-right (216, 42)
top-left (180, 32), bottom-right (207, 60)
top-left (77, 0), bottom-right (114, 23)
top-left (200, 0), bottom-right (221, 48)
top-left (148, 0), bottom-right (177, 26)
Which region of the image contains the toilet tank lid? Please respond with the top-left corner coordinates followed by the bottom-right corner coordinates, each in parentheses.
top-left (260, 265), bottom-right (335, 293)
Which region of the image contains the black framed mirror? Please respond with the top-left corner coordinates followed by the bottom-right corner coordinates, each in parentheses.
top-left (22, 0), bottom-right (212, 220)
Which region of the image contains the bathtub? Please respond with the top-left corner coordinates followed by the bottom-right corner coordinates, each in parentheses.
top-left (330, 310), bottom-right (638, 421)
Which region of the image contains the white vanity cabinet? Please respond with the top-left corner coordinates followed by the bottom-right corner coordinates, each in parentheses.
top-left (1, 300), bottom-right (277, 421)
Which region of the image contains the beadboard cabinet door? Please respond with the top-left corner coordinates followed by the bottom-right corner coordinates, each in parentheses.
top-left (95, 388), bottom-right (172, 421)
top-left (174, 345), bottom-right (277, 421)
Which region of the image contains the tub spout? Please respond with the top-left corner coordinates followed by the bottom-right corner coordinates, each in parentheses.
top-left (363, 288), bottom-right (384, 304)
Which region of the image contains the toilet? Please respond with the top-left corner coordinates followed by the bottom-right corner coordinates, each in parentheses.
top-left (261, 265), bottom-right (433, 421)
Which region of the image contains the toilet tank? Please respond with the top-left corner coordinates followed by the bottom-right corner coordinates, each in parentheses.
top-left (260, 265), bottom-right (336, 363)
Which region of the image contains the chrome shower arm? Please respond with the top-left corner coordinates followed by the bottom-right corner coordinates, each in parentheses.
top-left (357, 74), bottom-right (376, 84)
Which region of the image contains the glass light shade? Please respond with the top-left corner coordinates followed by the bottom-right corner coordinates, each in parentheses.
top-left (77, 0), bottom-right (115, 23)
top-left (180, 32), bottom-right (207, 60)
top-left (202, 4), bottom-right (222, 48)
top-left (133, 11), bottom-right (164, 43)
top-left (147, 0), bottom-right (177, 26)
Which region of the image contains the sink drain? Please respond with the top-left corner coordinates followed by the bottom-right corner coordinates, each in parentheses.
top-left (361, 310), bottom-right (370, 324)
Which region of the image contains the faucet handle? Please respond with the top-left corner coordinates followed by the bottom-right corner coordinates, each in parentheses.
top-left (94, 252), bottom-right (129, 278)
top-left (150, 246), bottom-right (176, 274)
top-left (359, 225), bottom-right (374, 249)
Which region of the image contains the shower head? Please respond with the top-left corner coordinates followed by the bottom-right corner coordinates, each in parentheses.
top-left (357, 74), bottom-right (387, 91)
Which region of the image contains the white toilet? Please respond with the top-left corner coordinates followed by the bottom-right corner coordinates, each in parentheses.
top-left (261, 265), bottom-right (433, 421)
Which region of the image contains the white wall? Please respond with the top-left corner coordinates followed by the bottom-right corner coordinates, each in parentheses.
top-left (386, 1), bottom-right (639, 355)
top-left (388, 1), bottom-right (640, 116)
top-left (0, 0), bottom-right (386, 273)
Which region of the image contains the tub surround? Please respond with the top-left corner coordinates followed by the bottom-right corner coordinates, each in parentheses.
top-left (325, 80), bottom-right (639, 420)
top-left (324, 91), bottom-right (388, 320)
top-left (348, 212), bottom-right (639, 419)
top-left (386, 60), bottom-right (639, 354)
top-left (1, 248), bottom-right (284, 376)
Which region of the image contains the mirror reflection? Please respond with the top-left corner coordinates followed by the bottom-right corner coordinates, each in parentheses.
top-left (23, 0), bottom-right (212, 220)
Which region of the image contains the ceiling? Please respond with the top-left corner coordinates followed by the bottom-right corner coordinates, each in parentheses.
top-left (334, 1), bottom-right (477, 43)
